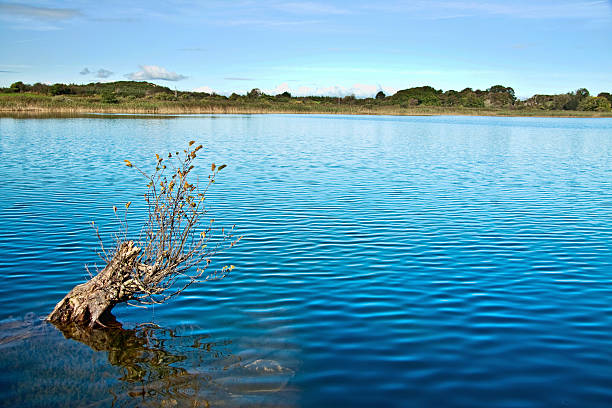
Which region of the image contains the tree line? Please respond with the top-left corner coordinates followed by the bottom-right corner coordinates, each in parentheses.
top-left (3, 80), bottom-right (611, 112)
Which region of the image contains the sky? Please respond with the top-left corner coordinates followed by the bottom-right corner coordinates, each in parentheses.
top-left (1, 0), bottom-right (611, 98)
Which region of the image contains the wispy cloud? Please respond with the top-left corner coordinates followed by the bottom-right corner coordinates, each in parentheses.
top-left (126, 65), bottom-right (187, 81)
top-left (96, 69), bottom-right (113, 78)
top-left (274, 2), bottom-right (350, 15)
top-left (13, 38), bottom-right (41, 43)
top-left (80, 67), bottom-right (90, 75)
top-left (221, 18), bottom-right (322, 27)
top-left (0, 3), bottom-right (81, 20)
top-left (89, 16), bottom-right (137, 23)
top-left (224, 77), bottom-right (255, 81)
top-left (0, 64), bottom-right (30, 70)
top-left (0, 2), bottom-right (81, 30)
top-left (272, 65), bottom-right (501, 77)
top-left (364, 0), bottom-right (611, 20)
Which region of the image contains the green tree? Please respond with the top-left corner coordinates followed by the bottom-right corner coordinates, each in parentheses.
top-left (460, 92), bottom-right (485, 108)
top-left (31, 82), bottom-right (50, 94)
top-left (575, 88), bottom-right (590, 99)
top-left (247, 88), bottom-right (262, 98)
top-left (578, 96), bottom-right (611, 112)
top-left (9, 81), bottom-right (29, 93)
top-left (391, 86), bottom-right (442, 106)
top-left (597, 92), bottom-right (612, 104)
top-left (563, 96), bottom-right (579, 110)
top-left (375, 91), bottom-right (386, 100)
top-left (50, 83), bottom-right (72, 96)
top-left (487, 85), bottom-right (516, 105)
top-left (596, 97), bottom-right (612, 112)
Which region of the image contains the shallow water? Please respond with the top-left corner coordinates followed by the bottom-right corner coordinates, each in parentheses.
top-left (0, 114), bottom-right (611, 407)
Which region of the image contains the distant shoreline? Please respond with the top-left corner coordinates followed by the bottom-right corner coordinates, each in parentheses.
top-left (1, 106), bottom-right (611, 119)
top-left (2, 88), bottom-right (612, 118)
top-left (3, 81), bottom-right (611, 118)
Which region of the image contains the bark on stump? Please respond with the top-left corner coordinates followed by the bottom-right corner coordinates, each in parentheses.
top-left (47, 241), bottom-right (142, 328)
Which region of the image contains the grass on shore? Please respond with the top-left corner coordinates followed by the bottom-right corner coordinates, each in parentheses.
top-left (2, 92), bottom-right (611, 118)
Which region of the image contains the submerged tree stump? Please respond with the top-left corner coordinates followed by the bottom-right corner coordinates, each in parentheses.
top-left (47, 142), bottom-right (239, 329)
top-left (48, 241), bottom-right (143, 328)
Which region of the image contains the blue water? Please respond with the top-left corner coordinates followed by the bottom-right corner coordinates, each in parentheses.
top-left (1, 114), bottom-right (612, 407)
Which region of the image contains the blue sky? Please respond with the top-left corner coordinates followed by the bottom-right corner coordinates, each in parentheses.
top-left (1, 0), bottom-right (611, 98)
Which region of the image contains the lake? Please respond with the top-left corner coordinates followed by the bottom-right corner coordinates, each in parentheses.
top-left (1, 114), bottom-right (611, 407)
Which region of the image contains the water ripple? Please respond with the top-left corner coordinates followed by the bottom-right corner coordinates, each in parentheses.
top-left (0, 115), bottom-right (611, 407)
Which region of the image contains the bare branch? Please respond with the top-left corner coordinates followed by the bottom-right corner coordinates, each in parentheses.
top-left (48, 142), bottom-right (239, 328)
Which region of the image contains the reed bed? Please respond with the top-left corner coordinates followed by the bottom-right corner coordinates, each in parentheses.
top-left (1, 93), bottom-right (611, 118)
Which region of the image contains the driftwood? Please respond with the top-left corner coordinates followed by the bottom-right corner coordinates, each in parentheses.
top-left (47, 142), bottom-right (240, 328)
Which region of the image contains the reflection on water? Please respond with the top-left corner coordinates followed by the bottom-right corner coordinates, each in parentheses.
top-left (0, 315), bottom-right (297, 407)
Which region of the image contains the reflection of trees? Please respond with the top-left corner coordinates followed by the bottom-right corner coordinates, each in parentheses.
top-left (57, 323), bottom-right (193, 381)
top-left (54, 322), bottom-right (233, 405)
top-left (50, 322), bottom-right (296, 407)
top-left (1, 316), bottom-right (296, 407)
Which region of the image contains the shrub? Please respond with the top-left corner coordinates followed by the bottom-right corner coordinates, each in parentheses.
top-left (50, 83), bottom-right (72, 96)
top-left (578, 96), bottom-right (611, 112)
top-left (101, 91), bottom-right (119, 104)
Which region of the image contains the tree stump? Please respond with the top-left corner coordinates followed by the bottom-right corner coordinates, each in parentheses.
top-left (47, 142), bottom-right (238, 329)
top-left (47, 241), bottom-right (143, 328)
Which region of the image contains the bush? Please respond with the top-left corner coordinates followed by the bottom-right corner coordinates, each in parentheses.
top-left (101, 91), bottom-right (119, 104)
top-left (276, 91), bottom-right (291, 99)
top-left (154, 93), bottom-right (175, 101)
top-left (50, 83), bottom-right (72, 96)
top-left (578, 96), bottom-right (611, 112)
top-left (460, 93), bottom-right (484, 108)
top-left (597, 92), bottom-right (612, 104)
top-left (392, 86), bottom-right (442, 106)
top-left (247, 88), bottom-right (262, 98)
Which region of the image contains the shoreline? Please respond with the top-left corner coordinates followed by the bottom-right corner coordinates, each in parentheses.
top-left (2, 81), bottom-right (610, 119)
top-left (2, 106), bottom-right (611, 119)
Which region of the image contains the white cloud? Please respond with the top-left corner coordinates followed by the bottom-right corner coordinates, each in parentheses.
top-left (191, 83), bottom-right (397, 98)
top-left (126, 65), bottom-right (187, 81)
top-left (264, 82), bottom-right (398, 97)
top-left (80, 67), bottom-right (90, 75)
top-left (193, 85), bottom-right (215, 94)
top-left (266, 82), bottom-right (292, 95)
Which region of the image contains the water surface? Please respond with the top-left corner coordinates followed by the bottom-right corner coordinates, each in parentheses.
top-left (1, 114), bottom-right (611, 407)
